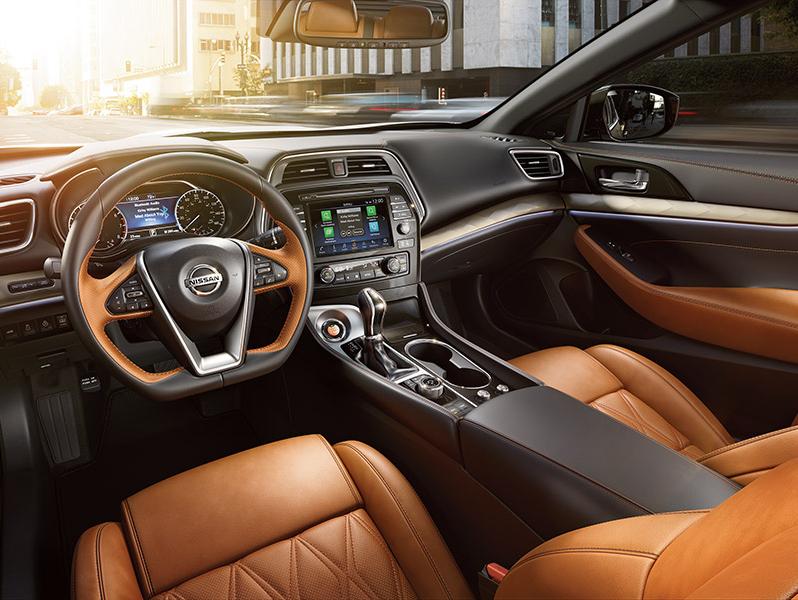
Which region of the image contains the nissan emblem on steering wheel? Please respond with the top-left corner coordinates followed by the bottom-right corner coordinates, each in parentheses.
top-left (185, 264), bottom-right (224, 296)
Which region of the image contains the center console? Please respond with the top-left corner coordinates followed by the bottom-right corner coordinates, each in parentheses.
top-left (270, 149), bottom-right (740, 548)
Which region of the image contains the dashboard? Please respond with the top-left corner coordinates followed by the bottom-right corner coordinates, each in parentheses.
top-left (0, 130), bottom-right (561, 311)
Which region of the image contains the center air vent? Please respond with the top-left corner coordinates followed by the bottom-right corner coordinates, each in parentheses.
top-left (0, 199), bottom-right (35, 253)
top-left (510, 150), bottom-right (563, 180)
top-left (0, 175), bottom-right (35, 186)
top-left (346, 156), bottom-right (392, 176)
top-left (281, 158), bottom-right (331, 184)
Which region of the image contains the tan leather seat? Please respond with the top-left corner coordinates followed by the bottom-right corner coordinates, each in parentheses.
top-left (298, 0), bottom-right (366, 38)
top-left (374, 6), bottom-right (437, 40)
top-left (511, 344), bottom-right (798, 483)
top-left (72, 435), bottom-right (472, 600)
top-left (496, 456), bottom-right (798, 599)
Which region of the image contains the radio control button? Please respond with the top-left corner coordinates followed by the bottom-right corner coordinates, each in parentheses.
top-left (319, 266), bottom-right (336, 284)
top-left (383, 256), bottom-right (402, 275)
top-left (397, 222), bottom-right (411, 235)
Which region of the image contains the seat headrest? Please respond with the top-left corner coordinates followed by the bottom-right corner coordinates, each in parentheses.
top-left (382, 5), bottom-right (435, 39)
top-left (305, 0), bottom-right (359, 33)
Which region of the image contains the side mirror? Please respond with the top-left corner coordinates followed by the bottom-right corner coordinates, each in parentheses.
top-left (586, 85), bottom-right (679, 142)
top-left (258, 0), bottom-right (450, 49)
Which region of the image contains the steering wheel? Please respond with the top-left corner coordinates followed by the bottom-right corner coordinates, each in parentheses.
top-left (62, 152), bottom-right (313, 401)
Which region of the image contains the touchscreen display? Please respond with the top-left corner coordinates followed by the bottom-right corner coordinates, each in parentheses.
top-left (118, 192), bottom-right (180, 235)
top-left (310, 197), bottom-right (392, 257)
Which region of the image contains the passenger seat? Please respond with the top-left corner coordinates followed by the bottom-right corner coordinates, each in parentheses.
top-left (511, 344), bottom-right (798, 484)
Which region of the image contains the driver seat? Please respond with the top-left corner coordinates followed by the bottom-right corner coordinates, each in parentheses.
top-left (72, 435), bottom-right (472, 600)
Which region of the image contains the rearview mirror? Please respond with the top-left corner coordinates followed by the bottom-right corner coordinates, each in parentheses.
top-left (258, 0), bottom-right (450, 49)
top-left (586, 85), bottom-right (680, 142)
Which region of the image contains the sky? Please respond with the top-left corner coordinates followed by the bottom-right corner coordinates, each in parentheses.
top-left (1, 0), bottom-right (78, 76)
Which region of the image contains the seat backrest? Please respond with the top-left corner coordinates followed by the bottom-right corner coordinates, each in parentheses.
top-left (496, 457), bottom-right (798, 599)
top-left (644, 456), bottom-right (798, 598)
top-left (121, 435), bottom-right (362, 596)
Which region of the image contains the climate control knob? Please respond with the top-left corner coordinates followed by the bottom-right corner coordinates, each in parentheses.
top-left (318, 266), bottom-right (336, 284)
top-left (382, 256), bottom-right (402, 275)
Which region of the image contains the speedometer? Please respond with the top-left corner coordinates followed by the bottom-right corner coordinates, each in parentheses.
top-left (68, 202), bottom-right (127, 252)
top-left (175, 189), bottom-right (226, 236)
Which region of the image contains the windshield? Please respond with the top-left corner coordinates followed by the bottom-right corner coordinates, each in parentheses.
top-left (0, 0), bottom-right (663, 145)
top-left (2, 1), bottom-right (791, 147)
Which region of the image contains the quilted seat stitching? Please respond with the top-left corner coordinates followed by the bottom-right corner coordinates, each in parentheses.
top-left (619, 389), bottom-right (689, 450)
top-left (349, 512), bottom-right (404, 599)
top-left (236, 562), bottom-right (286, 600)
top-left (337, 442), bottom-right (453, 599)
top-left (297, 528), bottom-right (393, 599)
top-left (593, 396), bottom-right (682, 451)
top-left (592, 344), bottom-right (731, 447)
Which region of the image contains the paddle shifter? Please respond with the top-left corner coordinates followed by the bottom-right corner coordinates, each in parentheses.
top-left (357, 287), bottom-right (399, 377)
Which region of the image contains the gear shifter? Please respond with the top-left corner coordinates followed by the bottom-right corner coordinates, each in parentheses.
top-left (357, 287), bottom-right (399, 377)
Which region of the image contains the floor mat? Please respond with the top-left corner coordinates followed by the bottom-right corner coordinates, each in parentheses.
top-left (55, 386), bottom-right (260, 587)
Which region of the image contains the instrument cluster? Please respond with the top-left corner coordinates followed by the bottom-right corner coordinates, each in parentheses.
top-left (52, 171), bottom-right (256, 259)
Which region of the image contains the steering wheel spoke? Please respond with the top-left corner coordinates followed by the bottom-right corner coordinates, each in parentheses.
top-left (136, 240), bottom-right (255, 377)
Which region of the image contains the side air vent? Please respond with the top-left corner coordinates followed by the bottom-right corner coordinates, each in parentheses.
top-left (510, 150), bottom-right (564, 180)
top-left (281, 158), bottom-right (331, 184)
top-left (346, 156), bottom-right (392, 176)
top-left (0, 199), bottom-right (35, 253)
top-left (0, 175), bottom-right (35, 186)
top-left (483, 135), bottom-right (521, 143)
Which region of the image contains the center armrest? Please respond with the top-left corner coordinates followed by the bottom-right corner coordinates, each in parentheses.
top-left (460, 386), bottom-right (740, 540)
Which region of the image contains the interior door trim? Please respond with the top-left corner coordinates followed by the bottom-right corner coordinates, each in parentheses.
top-left (575, 225), bottom-right (798, 365)
top-left (421, 193), bottom-right (563, 252)
top-left (566, 194), bottom-right (798, 226)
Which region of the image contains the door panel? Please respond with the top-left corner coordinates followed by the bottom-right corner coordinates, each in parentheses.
top-left (575, 223), bottom-right (798, 364)
top-left (472, 142), bottom-right (798, 440)
top-left (557, 141), bottom-right (798, 212)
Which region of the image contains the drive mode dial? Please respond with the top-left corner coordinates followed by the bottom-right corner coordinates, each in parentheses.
top-left (383, 256), bottom-right (401, 274)
top-left (319, 266), bottom-right (336, 284)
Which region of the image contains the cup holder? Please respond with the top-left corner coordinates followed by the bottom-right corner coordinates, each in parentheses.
top-left (406, 340), bottom-right (491, 389)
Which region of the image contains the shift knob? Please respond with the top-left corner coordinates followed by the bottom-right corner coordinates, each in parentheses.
top-left (357, 287), bottom-right (387, 338)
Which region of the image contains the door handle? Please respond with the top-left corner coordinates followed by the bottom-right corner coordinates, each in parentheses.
top-left (598, 168), bottom-right (649, 193)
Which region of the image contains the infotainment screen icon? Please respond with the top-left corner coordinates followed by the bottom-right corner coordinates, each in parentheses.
top-left (310, 197), bottom-right (393, 258)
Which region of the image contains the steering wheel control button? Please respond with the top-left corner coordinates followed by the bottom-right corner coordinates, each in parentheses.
top-left (321, 319), bottom-right (346, 341)
top-left (252, 255), bottom-right (287, 289)
top-left (107, 276), bottom-right (153, 315)
top-left (184, 264), bottom-right (224, 296)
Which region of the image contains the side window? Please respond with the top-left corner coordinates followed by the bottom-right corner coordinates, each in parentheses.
top-left (621, 2), bottom-right (798, 148)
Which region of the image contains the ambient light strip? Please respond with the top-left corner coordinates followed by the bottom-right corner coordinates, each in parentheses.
top-left (566, 193), bottom-right (798, 226)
